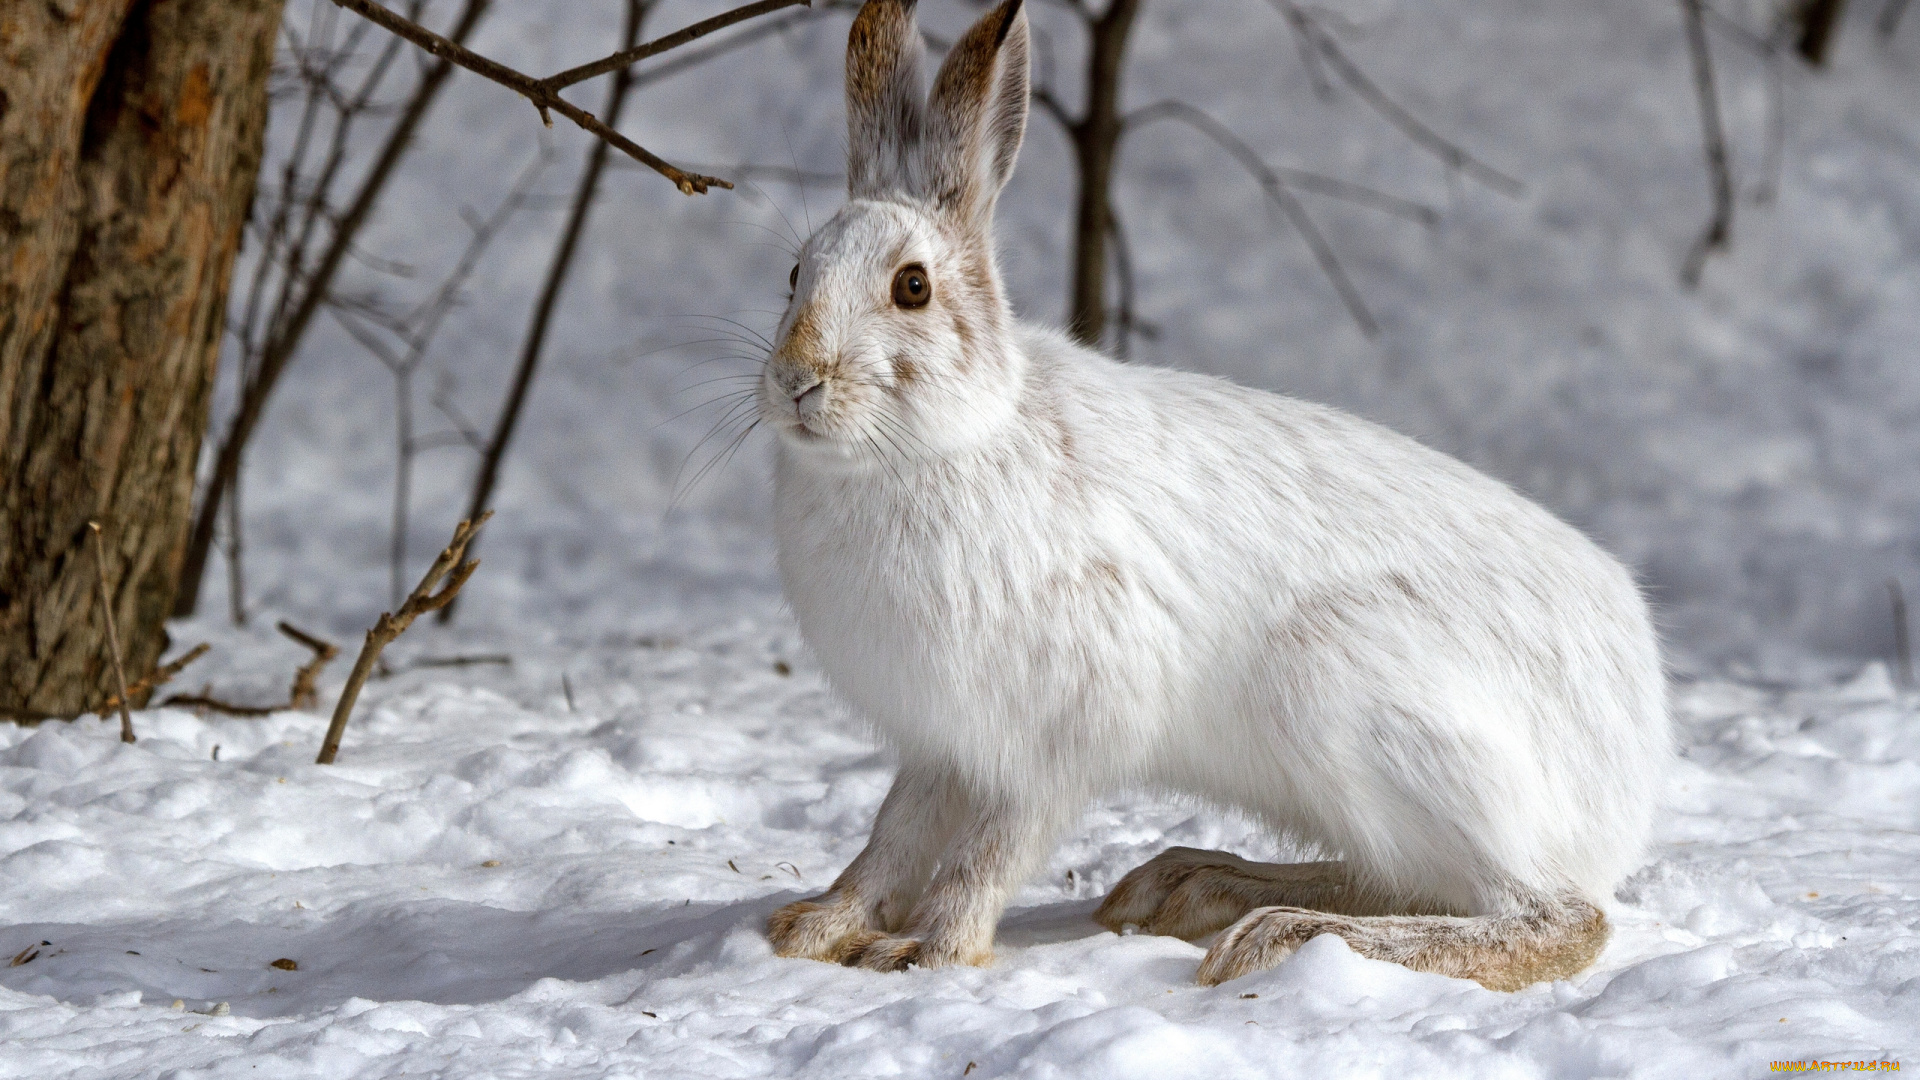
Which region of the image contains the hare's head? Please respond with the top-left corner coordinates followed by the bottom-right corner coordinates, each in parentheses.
top-left (763, 0), bottom-right (1030, 465)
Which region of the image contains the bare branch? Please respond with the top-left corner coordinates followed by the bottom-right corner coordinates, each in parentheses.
top-left (1125, 100), bottom-right (1379, 336)
top-left (324, 0), bottom-right (799, 193)
top-left (445, 0), bottom-right (650, 624)
top-left (1108, 208), bottom-right (1136, 360)
top-left (156, 627), bottom-right (336, 717)
top-left (1883, 0), bottom-right (1913, 38)
top-left (1693, 4), bottom-right (1789, 206)
top-left (160, 693), bottom-right (280, 718)
top-left (88, 523), bottom-right (136, 744)
top-left (1268, 1), bottom-right (1523, 197)
top-left (95, 643), bottom-right (212, 719)
top-left (625, 9), bottom-right (818, 90)
top-left (279, 622), bottom-right (342, 710)
top-left (1279, 0), bottom-right (1335, 99)
top-left (317, 512), bottom-right (492, 765)
top-left (543, 0), bottom-right (808, 91)
top-left (625, 160), bottom-right (843, 186)
top-left (328, 153), bottom-right (544, 606)
top-left (408, 654), bottom-right (511, 669)
top-left (1270, 168), bottom-right (1438, 225)
top-left (1680, 0), bottom-right (1734, 288)
top-left (179, 0), bottom-right (492, 620)
top-left (1031, 85), bottom-right (1077, 133)
top-left (1792, 0), bottom-right (1848, 64)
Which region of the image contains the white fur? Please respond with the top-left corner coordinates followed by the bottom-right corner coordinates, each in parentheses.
top-left (760, 0), bottom-right (1669, 970)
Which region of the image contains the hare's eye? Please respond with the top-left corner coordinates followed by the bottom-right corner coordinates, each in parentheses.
top-left (892, 264), bottom-right (931, 308)
top-left (789, 263), bottom-right (800, 290)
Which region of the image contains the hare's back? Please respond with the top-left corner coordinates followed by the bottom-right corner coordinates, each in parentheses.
top-left (1028, 332), bottom-right (1667, 900)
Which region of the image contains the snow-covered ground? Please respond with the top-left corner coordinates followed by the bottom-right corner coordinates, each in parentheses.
top-left (2, 619), bottom-right (1917, 1076)
top-left (7, 0), bottom-right (1920, 1074)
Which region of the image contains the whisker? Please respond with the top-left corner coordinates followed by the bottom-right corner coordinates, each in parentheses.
top-left (672, 417), bottom-right (764, 513)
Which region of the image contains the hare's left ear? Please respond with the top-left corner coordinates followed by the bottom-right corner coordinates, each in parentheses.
top-left (923, 0), bottom-right (1029, 229)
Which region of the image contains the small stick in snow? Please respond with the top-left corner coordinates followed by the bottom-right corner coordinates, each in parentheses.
top-left (159, 694), bottom-right (277, 718)
top-left (278, 622), bottom-right (341, 710)
top-left (159, 628), bottom-right (334, 718)
top-left (95, 642), bottom-right (211, 718)
top-left (406, 654), bottom-right (511, 669)
top-left (88, 522), bottom-right (136, 744)
top-left (316, 512), bottom-right (491, 765)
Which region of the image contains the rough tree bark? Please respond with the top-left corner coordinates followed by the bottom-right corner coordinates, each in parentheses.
top-left (0, 0), bottom-right (284, 717)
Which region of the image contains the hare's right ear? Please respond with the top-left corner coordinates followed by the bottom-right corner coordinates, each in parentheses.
top-left (846, 0), bottom-right (927, 199)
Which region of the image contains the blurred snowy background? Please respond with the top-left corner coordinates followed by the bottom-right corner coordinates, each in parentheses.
top-left (210, 0), bottom-right (1920, 678)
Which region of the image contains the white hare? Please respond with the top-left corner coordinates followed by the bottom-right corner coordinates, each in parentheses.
top-left (762, 0), bottom-right (1669, 990)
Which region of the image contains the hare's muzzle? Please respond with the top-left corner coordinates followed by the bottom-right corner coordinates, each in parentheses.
top-left (791, 380), bottom-right (827, 428)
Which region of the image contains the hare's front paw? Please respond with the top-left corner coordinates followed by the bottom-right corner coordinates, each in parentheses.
top-left (843, 934), bottom-right (992, 973)
top-left (767, 896), bottom-right (882, 962)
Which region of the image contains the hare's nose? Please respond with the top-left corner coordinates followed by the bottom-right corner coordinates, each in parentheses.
top-left (792, 380), bottom-right (825, 421)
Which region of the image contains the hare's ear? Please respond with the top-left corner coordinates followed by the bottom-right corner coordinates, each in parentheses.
top-left (923, 0), bottom-right (1029, 229)
top-left (846, 0), bottom-right (928, 199)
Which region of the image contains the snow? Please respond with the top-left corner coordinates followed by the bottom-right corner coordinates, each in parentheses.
top-left (6, 0), bottom-right (1920, 1074)
top-left (2, 635), bottom-right (1917, 1075)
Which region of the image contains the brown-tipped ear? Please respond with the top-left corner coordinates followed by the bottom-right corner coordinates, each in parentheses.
top-left (847, 0), bottom-right (927, 199)
top-left (923, 0), bottom-right (1029, 226)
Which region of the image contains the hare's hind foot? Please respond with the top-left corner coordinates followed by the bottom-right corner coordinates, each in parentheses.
top-left (1194, 893), bottom-right (1609, 991)
top-left (1094, 848), bottom-right (1359, 940)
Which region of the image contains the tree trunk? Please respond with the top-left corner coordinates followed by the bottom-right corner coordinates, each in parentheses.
top-left (0, 0), bottom-right (284, 718)
top-left (1065, 0), bottom-right (1141, 350)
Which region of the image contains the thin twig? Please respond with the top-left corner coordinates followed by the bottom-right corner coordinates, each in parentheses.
top-left (325, 0), bottom-right (804, 193)
top-left (1755, 25), bottom-right (1786, 206)
top-left (542, 0), bottom-right (804, 91)
top-left (330, 152), bottom-right (546, 606)
top-left (179, 0), bottom-right (492, 620)
top-left (279, 622), bottom-right (342, 710)
top-left (642, 161), bottom-right (843, 187)
top-left (407, 654), bottom-right (511, 669)
top-left (1883, 0), bottom-right (1913, 37)
top-left (623, 8), bottom-right (818, 91)
top-left (160, 694), bottom-right (280, 718)
top-left (1279, 0), bottom-right (1334, 99)
top-left (444, 0), bottom-right (649, 625)
top-left (1681, 0), bottom-right (1734, 288)
top-left (1268, 1), bottom-right (1523, 197)
top-left (1793, 0), bottom-right (1848, 64)
top-left (96, 644), bottom-right (212, 718)
top-left (1108, 208), bottom-right (1136, 359)
top-left (155, 626), bottom-right (336, 717)
top-left (87, 523), bottom-right (136, 744)
top-left (1125, 100), bottom-right (1379, 336)
top-left (1274, 168), bottom-right (1438, 225)
top-left (1697, 4), bottom-right (1787, 206)
top-left (317, 512), bottom-right (491, 765)
top-left (1891, 579), bottom-right (1912, 691)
